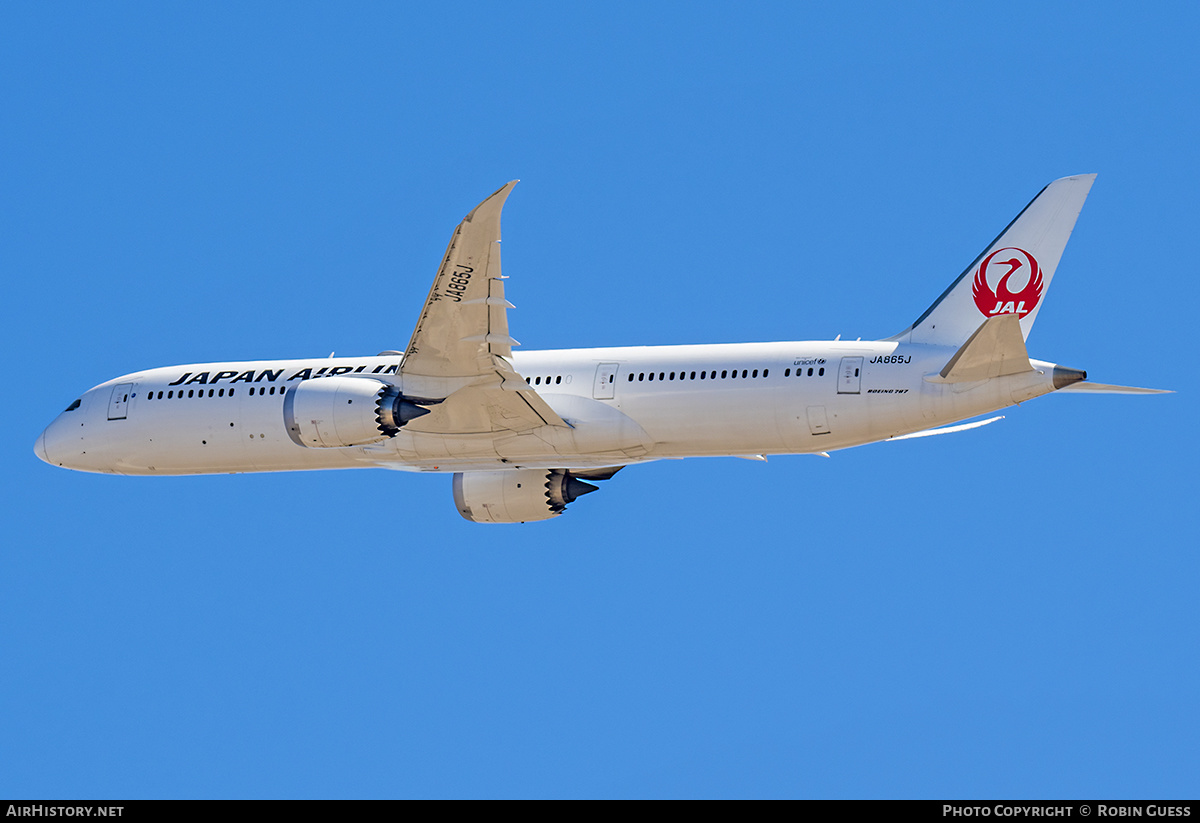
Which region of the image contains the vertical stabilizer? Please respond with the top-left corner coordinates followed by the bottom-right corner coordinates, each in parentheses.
top-left (895, 174), bottom-right (1096, 347)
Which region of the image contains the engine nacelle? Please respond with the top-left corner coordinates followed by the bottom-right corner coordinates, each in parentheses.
top-left (453, 469), bottom-right (599, 523)
top-left (283, 376), bottom-right (429, 448)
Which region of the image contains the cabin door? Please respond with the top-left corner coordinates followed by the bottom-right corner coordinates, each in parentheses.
top-left (838, 357), bottom-right (863, 394)
top-left (108, 383), bottom-right (134, 420)
top-left (593, 363), bottom-right (619, 400)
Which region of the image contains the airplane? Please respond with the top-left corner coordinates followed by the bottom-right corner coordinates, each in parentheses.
top-left (35, 175), bottom-right (1168, 522)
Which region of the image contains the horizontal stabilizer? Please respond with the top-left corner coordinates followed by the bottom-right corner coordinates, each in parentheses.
top-left (1057, 382), bottom-right (1172, 395)
top-left (888, 415), bottom-right (1004, 441)
top-left (930, 314), bottom-right (1033, 383)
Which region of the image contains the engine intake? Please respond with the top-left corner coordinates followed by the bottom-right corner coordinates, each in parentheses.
top-left (453, 468), bottom-right (600, 523)
top-left (284, 376), bottom-right (430, 448)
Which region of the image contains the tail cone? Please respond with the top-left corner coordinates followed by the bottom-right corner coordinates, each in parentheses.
top-left (1052, 366), bottom-right (1088, 389)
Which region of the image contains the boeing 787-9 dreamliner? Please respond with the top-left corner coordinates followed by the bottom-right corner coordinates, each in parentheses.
top-left (36, 175), bottom-right (1168, 522)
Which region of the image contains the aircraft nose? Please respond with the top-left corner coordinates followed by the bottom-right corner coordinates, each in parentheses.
top-left (35, 429), bottom-right (50, 464)
top-left (37, 414), bottom-right (73, 468)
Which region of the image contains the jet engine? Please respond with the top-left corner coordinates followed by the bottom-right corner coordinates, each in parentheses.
top-left (453, 468), bottom-right (603, 523)
top-left (283, 376), bottom-right (430, 448)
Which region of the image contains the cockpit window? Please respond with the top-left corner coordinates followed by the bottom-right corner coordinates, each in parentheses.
top-left (64, 398), bottom-right (82, 412)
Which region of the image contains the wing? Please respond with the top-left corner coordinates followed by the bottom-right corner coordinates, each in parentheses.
top-left (402, 181), bottom-right (519, 377)
top-left (399, 182), bottom-right (567, 432)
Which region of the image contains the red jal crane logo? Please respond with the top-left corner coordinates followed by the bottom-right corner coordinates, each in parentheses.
top-left (972, 247), bottom-right (1043, 319)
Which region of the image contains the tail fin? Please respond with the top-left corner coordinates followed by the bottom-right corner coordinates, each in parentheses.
top-left (893, 174), bottom-right (1096, 347)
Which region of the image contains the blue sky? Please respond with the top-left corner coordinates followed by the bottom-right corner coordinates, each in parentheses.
top-left (2, 2), bottom-right (1196, 798)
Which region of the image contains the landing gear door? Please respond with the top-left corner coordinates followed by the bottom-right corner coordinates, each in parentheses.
top-left (838, 357), bottom-right (863, 394)
top-left (108, 383), bottom-right (134, 420)
top-left (593, 363), bottom-right (618, 400)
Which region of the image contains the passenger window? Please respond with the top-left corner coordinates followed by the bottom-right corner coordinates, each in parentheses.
top-left (721, 370), bottom-right (727, 378)
top-left (208, 389), bottom-right (215, 397)
top-left (690, 371), bottom-right (696, 379)
top-left (167, 391), bottom-right (173, 399)
top-left (819, 368), bottom-right (825, 376)
top-left (742, 369), bottom-right (748, 378)
top-left (763, 369), bottom-right (768, 377)
top-left (639, 373), bottom-right (644, 381)
top-left (785, 368), bottom-right (791, 377)
top-left (188, 390), bottom-right (195, 398)
top-left (628, 373), bottom-right (634, 382)
top-left (752, 370), bottom-right (758, 378)
top-left (659, 372), bottom-right (665, 381)
top-left (218, 389), bottom-right (225, 397)
top-left (556, 376), bottom-right (562, 384)
top-left (648, 373), bottom-right (655, 381)
top-left (807, 368), bottom-right (813, 376)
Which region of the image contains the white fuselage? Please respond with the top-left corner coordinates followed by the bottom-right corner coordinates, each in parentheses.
top-left (36, 339), bottom-right (1062, 476)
